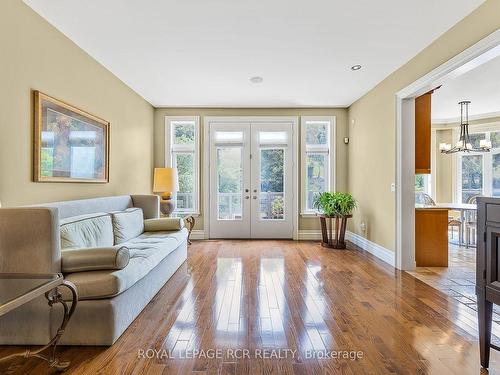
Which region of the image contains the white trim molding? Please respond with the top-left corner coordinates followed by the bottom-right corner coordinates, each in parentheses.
top-left (189, 230), bottom-right (205, 240)
top-left (345, 232), bottom-right (395, 267)
top-left (296, 230), bottom-right (395, 267)
top-left (297, 230), bottom-right (322, 240)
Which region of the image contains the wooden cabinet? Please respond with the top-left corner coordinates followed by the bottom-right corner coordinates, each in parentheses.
top-left (415, 208), bottom-right (448, 266)
top-left (415, 91), bottom-right (432, 174)
top-left (476, 197), bottom-right (500, 369)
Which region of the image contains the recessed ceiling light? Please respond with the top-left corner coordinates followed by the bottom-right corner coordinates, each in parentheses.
top-left (351, 65), bottom-right (362, 71)
top-left (250, 76), bottom-right (263, 83)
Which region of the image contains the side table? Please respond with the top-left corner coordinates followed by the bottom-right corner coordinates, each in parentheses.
top-left (0, 273), bottom-right (78, 371)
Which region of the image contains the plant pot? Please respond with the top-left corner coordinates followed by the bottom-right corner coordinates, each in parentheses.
top-left (318, 214), bottom-right (352, 249)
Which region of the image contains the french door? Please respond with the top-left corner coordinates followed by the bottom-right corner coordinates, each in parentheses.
top-left (209, 120), bottom-right (294, 238)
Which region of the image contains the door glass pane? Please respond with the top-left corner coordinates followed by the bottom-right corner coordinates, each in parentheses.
top-left (260, 149), bottom-right (284, 220)
top-left (215, 131), bottom-right (243, 143)
top-left (306, 122), bottom-right (328, 145)
top-left (174, 152), bottom-right (194, 210)
top-left (493, 153), bottom-right (500, 197)
top-left (259, 131), bottom-right (287, 145)
top-left (172, 121), bottom-right (195, 145)
top-left (217, 147), bottom-right (242, 220)
top-left (306, 153), bottom-right (327, 210)
top-left (461, 154), bottom-right (483, 203)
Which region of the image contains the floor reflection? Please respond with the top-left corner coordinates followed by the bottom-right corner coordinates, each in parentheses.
top-left (215, 257), bottom-right (244, 346)
top-left (258, 258), bottom-right (286, 348)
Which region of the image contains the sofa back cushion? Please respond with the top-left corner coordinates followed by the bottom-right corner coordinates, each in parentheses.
top-left (111, 208), bottom-right (144, 244)
top-left (60, 213), bottom-right (114, 250)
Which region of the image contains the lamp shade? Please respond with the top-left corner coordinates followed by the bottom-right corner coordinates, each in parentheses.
top-left (153, 168), bottom-right (179, 194)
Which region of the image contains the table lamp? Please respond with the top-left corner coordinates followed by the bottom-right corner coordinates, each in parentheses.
top-left (153, 167), bottom-right (179, 216)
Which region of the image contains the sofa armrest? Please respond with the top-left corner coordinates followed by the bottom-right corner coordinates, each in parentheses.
top-left (0, 207), bottom-right (61, 273)
top-left (61, 246), bottom-right (130, 273)
top-left (131, 195), bottom-right (160, 219)
top-left (144, 217), bottom-right (185, 232)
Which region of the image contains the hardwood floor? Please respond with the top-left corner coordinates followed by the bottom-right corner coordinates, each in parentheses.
top-left (407, 242), bottom-right (500, 344)
top-left (1, 240), bottom-right (500, 374)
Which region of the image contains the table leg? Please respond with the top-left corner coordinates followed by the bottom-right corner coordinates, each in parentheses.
top-left (460, 209), bottom-right (465, 247)
top-left (185, 216), bottom-right (195, 244)
top-left (0, 280), bottom-right (78, 372)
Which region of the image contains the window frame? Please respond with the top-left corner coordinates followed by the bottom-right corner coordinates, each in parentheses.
top-left (165, 116), bottom-right (200, 215)
top-left (454, 122), bottom-right (500, 203)
top-left (300, 116), bottom-right (336, 216)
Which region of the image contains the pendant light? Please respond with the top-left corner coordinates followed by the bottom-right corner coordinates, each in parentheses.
top-left (439, 101), bottom-right (491, 154)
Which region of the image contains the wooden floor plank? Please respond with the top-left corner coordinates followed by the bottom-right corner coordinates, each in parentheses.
top-left (0, 239), bottom-right (498, 374)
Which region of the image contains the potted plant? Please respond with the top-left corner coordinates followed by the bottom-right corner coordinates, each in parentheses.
top-left (313, 192), bottom-right (357, 249)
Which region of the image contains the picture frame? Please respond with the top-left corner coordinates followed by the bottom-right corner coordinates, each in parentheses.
top-left (33, 91), bottom-right (110, 183)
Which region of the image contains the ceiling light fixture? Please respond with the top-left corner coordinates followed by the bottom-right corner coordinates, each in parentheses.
top-left (250, 76), bottom-right (263, 83)
top-left (350, 65), bottom-right (362, 71)
top-left (440, 101), bottom-right (491, 154)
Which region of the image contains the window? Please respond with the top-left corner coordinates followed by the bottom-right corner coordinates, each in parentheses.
top-left (165, 116), bottom-right (200, 214)
top-left (415, 174), bottom-right (432, 196)
top-left (456, 129), bottom-right (500, 203)
top-left (300, 116), bottom-right (335, 214)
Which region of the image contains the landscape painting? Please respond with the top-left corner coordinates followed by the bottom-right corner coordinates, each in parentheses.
top-left (33, 91), bottom-right (109, 183)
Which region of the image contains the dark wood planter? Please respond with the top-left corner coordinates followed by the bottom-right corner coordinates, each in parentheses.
top-left (319, 214), bottom-right (352, 249)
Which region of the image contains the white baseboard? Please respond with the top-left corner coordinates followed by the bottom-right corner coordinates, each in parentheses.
top-left (346, 231), bottom-right (395, 267)
top-left (297, 230), bottom-right (322, 240)
top-left (297, 230), bottom-right (395, 268)
top-left (190, 230), bottom-right (205, 240)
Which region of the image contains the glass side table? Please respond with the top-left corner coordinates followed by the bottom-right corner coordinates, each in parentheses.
top-left (0, 273), bottom-right (78, 371)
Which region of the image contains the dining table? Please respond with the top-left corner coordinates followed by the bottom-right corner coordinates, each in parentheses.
top-left (415, 202), bottom-right (477, 246)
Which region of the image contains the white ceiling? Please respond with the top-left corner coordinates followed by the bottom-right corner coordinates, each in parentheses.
top-left (24, 0), bottom-right (484, 108)
top-left (432, 54), bottom-right (500, 122)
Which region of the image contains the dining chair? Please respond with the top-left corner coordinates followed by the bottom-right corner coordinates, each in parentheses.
top-left (465, 195), bottom-right (479, 248)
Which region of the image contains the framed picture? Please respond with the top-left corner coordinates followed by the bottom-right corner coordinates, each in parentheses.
top-left (33, 91), bottom-right (110, 183)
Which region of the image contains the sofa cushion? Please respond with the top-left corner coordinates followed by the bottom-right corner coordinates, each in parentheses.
top-left (144, 217), bottom-right (185, 232)
top-left (63, 228), bottom-right (188, 300)
top-left (111, 208), bottom-right (144, 244)
top-left (60, 213), bottom-right (113, 250)
top-left (61, 246), bottom-right (130, 273)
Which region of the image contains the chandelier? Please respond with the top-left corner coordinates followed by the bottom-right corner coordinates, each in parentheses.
top-left (439, 101), bottom-right (491, 154)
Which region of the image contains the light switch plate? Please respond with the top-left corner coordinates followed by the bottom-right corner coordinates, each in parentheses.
top-left (390, 183), bottom-right (396, 192)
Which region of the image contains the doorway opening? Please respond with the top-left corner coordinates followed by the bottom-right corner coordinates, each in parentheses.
top-left (396, 30), bottom-right (500, 271)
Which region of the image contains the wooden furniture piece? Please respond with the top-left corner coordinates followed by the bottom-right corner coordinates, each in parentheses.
top-left (416, 202), bottom-right (476, 247)
top-left (0, 273), bottom-right (78, 371)
top-left (171, 213), bottom-right (196, 244)
top-left (185, 215), bottom-right (195, 244)
top-left (319, 214), bottom-right (352, 249)
top-left (448, 217), bottom-right (462, 243)
top-left (415, 90), bottom-right (434, 174)
top-left (415, 208), bottom-right (448, 266)
top-left (476, 197), bottom-right (500, 369)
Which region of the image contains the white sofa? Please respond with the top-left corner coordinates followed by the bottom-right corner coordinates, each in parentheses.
top-left (0, 195), bottom-right (188, 345)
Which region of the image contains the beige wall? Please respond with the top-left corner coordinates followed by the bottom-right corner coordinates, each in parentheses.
top-left (347, 0), bottom-right (500, 251)
top-left (434, 129), bottom-right (454, 203)
top-left (154, 108), bottom-right (348, 230)
top-left (0, 1), bottom-right (154, 207)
